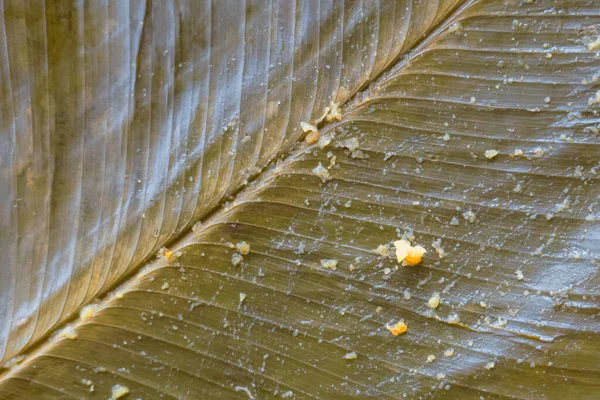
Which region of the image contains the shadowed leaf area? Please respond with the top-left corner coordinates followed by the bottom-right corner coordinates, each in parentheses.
top-left (1, 0), bottom-right (599, 399)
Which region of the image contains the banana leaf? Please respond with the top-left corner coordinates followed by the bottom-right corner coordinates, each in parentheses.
top-left (1, 0), bottom-right (599, 398)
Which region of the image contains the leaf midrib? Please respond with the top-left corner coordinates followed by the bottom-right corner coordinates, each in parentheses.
top-left (0, 0), bottom-right (471, 377)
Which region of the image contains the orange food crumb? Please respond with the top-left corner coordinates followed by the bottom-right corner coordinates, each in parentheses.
top-left (305, 130), bottom-right (320, 144)
top-left (386, 320), bottom-right (408, 336)
top-left (159, 247), bottom-right (173, 260)
top-left (394, 240), bottom-right (426, 266)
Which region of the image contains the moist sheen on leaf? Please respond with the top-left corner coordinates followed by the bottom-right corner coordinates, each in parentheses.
top-left (1, 0), bottom-right (599, 399)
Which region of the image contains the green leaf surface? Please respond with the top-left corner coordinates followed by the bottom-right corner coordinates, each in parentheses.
top-left (1, 0), bottom-right (600, 399)
top-left (0, 0), bottom-right (459, 365)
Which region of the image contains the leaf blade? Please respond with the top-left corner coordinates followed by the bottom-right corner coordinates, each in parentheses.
top-left (0, 0), bottom-right (461, 364)
top-left (2, 0), bottom-right (600, 398)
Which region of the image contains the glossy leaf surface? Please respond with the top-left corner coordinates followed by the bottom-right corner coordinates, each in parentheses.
top-left (1, 0), bottom-right (599, 399)
top-left (0, 0), bottom-right (458, 364)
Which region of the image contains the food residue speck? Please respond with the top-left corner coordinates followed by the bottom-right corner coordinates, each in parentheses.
top-left (394, 240), bottom-right (426, 266)
top-left (111, 384), bottom-right (130, 399)
top-left (386, 320), bottom-right (408, 336)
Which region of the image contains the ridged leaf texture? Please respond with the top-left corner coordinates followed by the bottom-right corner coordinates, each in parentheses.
top-left (1, 0), bottom-right (599, 398)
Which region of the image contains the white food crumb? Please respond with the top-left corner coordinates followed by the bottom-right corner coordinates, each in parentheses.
top-left (59, 325), bottom-right (77, 340)
top-left (111, 384), bottom-right (129, 399)
top-left (426, 355), bottom-right (436, 363)
top-left (300, 121), bottom-right (317, 133)
top-left (513, 182), bottom-right (523, 193)
top-left (161, 282), bottom-right (170, 290)
top-left (588, 37), bottom-right (600, 51)
top-left (327, 155), bottom-right (337, 169)
top-left (340, 137), bottom-right (360, 152)
top-left (232, 253), bottom-right (243, 266)
top-left (80, 305), bottom-right (98, 322)
top-left (281, 391), bottom-right (294, 399)
top-left (484, 149), bottom-right (499, 159)
top-left (317, 132), bottom-right (335, 149)
top-left (320, 259), bottom-right (338, 270)
top-left (484, 362), bottom-right (495, 370)
top-left (513, 148), bottom-right (524, 157)
top-left (239, 293), bottom-right (246, 303)
top-left (554, 197), bottom-right (571, 214)
top-left (236, 241), bottom-right (250, 255)
top-left (448, 22), bottom-right (463, 35)
top-left (589, 91), bottom-right (600, 106)
top-left (431, 239), bottom-right (446, 259)
top-left (436, 373), bottom-right (446, 380)
top-left (447, 313), bottom-right (461, 324)
top-left (444, 348), bottom-right (455, 357)
top-left (312, 163), bottom-right (331, 182)
top-left (326, 101), bottom-right (342, 122)
top-left (427, 293), bottom-right (441, 309)
top-left (516, 270), bottom-right (524, 280)
top-left (462, 210), bottom-right (476, 223)
top-left (442, 133), bottom-right (450, 141)
top-left (344, 351), bottom-right (358, 360)
top-left (585, 214), bottom-right (597, 222)
top-left (532, 147), bottom-right (545, 158)
top-left (374, 245), bottom-right (389, 257)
